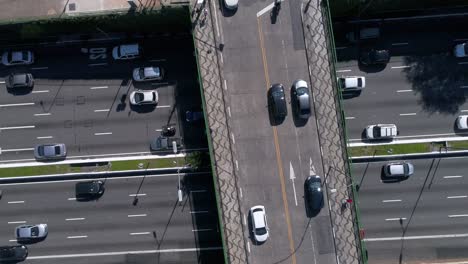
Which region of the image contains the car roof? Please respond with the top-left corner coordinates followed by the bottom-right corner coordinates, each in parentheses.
top-left (143, 67), bottom-right (160, 77)
top-left (252, 207), bottom-right (265, 228)
top-left (11, 73), bottom-right (28, 83)
top-left (120, 44), bottom-right (139, 54)
top-left (389, 163), bottom-right (405, 175)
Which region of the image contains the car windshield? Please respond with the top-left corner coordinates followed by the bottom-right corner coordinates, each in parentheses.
top-left (256, 227), bottom-right (267, 235)
top-left (21, 51), bottom-right (28, 60)
top-left (464, 45), bottom-right (468, 54)
top-left (54, 146), bottom-right (60, 155)
top-left (300, 106), bottom-right (310, 115)
top-left (152, 93), bottom-right (156, 101)
top-left (357, 78), bottom-right (362, 87)
top-left (134, 93), bottom-right (144, 103)
top-left (272, 90), bottom-right (283, 98)
top-left (403, 164), bottom-right (409, 175)
top-left (373, 126), bottom-right (381, 137)
top-left (31, 226), bottom-right (39, 237)
top-left (38, 146), bottom-right (44, 156)
top-left (296, 87), bottom-right (307, 95)
top-left (7, 52), bottom-right (12, 62)
top-left (139, 68), bottom-right (145, 79)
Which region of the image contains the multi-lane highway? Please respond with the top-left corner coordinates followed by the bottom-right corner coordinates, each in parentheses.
top-left (334, 16), bottom-right (468, 141)
top-left (0, 35), bottom-right (205, 162)
top-left (353, 156), bottom-right (468, 263)
top-left (0, 172), bottom-right (223, 263)
top-left (217, 0), bottom-right (336, 263)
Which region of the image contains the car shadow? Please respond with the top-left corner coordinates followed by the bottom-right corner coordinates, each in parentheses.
top-left (129, 104), bottom-right (156, 113)
top-left (341, 90), bottom-right (362, 100)
top-left (17, 236), bottom-right (47, 245)
top-left (357, 61), bottom-right (387, 73)
top-left (453, 121), bottom-right (468, 136)
top-left (7, 87), bottom-right (33, 95)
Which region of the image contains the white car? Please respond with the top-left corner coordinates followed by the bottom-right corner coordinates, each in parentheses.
top-left (365, 124), bottom-right (397, 140)
top-left (133, 66), bottom-right (164, 82)
top-left (250, 205), bottom-right (269, 243)
top-left (338, 76), bottom-right (366, 91)
top-left (454, 42), bottom-right (468, 58)
top-left (383, 162), bottom-right (414, 178)
top-left (16, 224), bottom-right (48, 243)
top-left (456, 115), bottom-right (468, 129)
top-left (129, 90), bottom-right (158, 105)
top-left (2, 51), bottom-right (34, 66)
top-left (224, 0), bottom-right (238, 9)
top-left (112, 44), bottom-right (140, 60)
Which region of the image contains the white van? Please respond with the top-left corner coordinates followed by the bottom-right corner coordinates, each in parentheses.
top-left (112, 44), bottom-right (140, 60)
top-left (346, 27), bottom-right (380, 43)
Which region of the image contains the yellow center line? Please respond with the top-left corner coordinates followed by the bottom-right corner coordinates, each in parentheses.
top-left (257, 17), bottom-right (297, 264)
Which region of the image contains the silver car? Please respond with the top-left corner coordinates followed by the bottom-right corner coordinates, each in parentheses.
top-left (129, 90), bottom-right (158, 105)
top-left (383, 162), bottom-right (414, 178)
top-left (16, 224), bottom-right (48, 243)
top-left (132, 67), bottom-right (164, 82)
top-left (34, 144), bottom-right (67, 160)
top-left (292, 79), bottom-right (311, 119)
top-left (2, 51), bottom-right (34, 66)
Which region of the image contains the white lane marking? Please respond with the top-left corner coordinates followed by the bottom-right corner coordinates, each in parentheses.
top-left (257, 1), bottom-right (276, 17)
top-left (9, 239), bottom-right (17, 242)
top-left (1, 126), bottom-right (35, 130)
top-left (34, 113), bottom-right (51, 116)
top-left (336, 69), bottom-right (352, 73)
top-left (231, 133), bottom-right (235, 144)
top-left (156, 105), bottom-right (171, 108)
top-left (385, 217), bottom-right (406, 221)
top-left (444, 176), bottom-right (463, 179)
top-left (68, 198), bottom-right (76, 201)
top-left (448, 214), bottom-right (468, 218)
top-left (391, 65), bottom-right (411, 69)
top-left (128, 214), bottom-right (147, 218)
top-left (151, 82), bottom-right (169, 86)
top-left (8, 221), bottom-right (26, 224)
top-left (192, 229), bottom-right (212, 232)
top-left (8, 201), bottom-right (25, 204)
top-left (37, 136), bottom-right (53, 139)
top-left (345, 117), bottom-right (355, 120)
top-left (364, 233), bottom-right (468, 242)
top-left (88, 63), bottom-right (107, 67)
top-left (382, 199), bottom-right (402, 203)
top-left (0, 103), bottom-right (34, 107)
top-left (27, 247), bottom-right (223, 259)
top-left (335, 46), bottom-right (347, 50)
top-left (397, 89), bottom-right (412, 93)
top-left (130, 232), bottom-right (151, 235)
top-left (223, 79), bottom-right (227, 91)
top-left (190, 211), bottom-right (209, 214)
top-left (94, 132), bottom-right (112, 136)
top-left (94, 109), bottom-right (110, 112)
top-left (155, 129), bottom-right (162, 132)
top-left (392, 42), bottom-right (408, 46)
top-left (66, 218), bottom-right (85, 221)
top-left (0, 81), bottom-right (4, 83)
top-left (459, 62), bottom-right (468, 65)
top-left (239, 186), bottom-right (242, 198)
top-left (67, 235), bottom-right (88, 239)
top-left (455, 38), bottom-right (468, 41)
top-left (31, 67), bottom-right (48, 70)
top-left (32, 90), bottom-right (50, 94)
top-left (149, 59), bottom-right (166, 62)
top-left (227, 106), bottom-right (231, 117)
top-left (460, 86), bottom-right (468, 89)
top-left (129, 193), bottom-right (146, 197)
top-left (235, 160), bottom-right (239, 171)
top-left (242, 214), bottom-right (247, 226)
top-left (90, 86), bottom-right (108, 90)
top-left (2, 148), bottom-right (34, 152)
top-left (400, 113), bottom-right (417, 116)
top-left (191, 190), bottom-right (207, 193)
top-left (461, 110), bottom-right (468, 113)
top-left (447, 196), bottom-right (467, 199)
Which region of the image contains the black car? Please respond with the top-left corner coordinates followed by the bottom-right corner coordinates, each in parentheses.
top-left (75, 181), bottom-right (105, 201)
top-left (268, 83), bottom-right (287, 122)
top-left (6, 73), bottom-right (34, 89)
top-left (0, 245), bottom-right (28, 263)
top-left (304, 175), bottom-right (324, 217)
top-left (359, 49), bottom-right (390, 65)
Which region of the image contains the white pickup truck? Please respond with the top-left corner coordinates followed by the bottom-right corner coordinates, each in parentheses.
top-left (365, 124), bottom-right (397, 140)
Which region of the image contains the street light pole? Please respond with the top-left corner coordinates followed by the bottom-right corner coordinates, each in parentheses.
top-left (173, 141), bottom-right (183, 203)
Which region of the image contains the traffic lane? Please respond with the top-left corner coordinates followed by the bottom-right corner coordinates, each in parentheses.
top-left (25, 249), bottom-right (224, 264)
top-left (366, 237), bottom-right (468, 264)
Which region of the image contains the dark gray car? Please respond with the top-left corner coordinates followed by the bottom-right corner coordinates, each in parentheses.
top-left (304, 175), bottom-right (324, 217)
top-left (292, 79), bottom-right (311, 119)
top-left (6, 73), bottom-right (34, 89)
top-left (268, 83), bottom-right (287, 122)
top-left (34, 144), bottom-right (66, 160)
top-left (75, 181), bottom-right (105, 201)
top-left (0, 245), bottom-right (28, 263)
top-left (150, 136), bottom-right (183, 152)
top-left (360, 49), bottom-right (390, 65)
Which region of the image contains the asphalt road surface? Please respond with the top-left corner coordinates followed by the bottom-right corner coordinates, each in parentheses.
top-left (216, 0), bottom-right (336, 263)
top-left (334, 16), bottom-right (468, 141)
top-left (0, 35), bottom-right (205, 163)
top-left (0, 172), bottom-right (223, 263)
top-left (353, 156), bottom-right (468, 263)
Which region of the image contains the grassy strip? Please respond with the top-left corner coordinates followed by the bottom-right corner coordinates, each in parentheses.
top-left (348, 142), bottom-right (447, 157)
top-left (0, 157), bottom-right (186, 178)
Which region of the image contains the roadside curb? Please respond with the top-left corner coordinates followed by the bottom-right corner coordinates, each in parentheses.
top-left (0, 167), bottom-right (194, 184)
top-left (351, 150), bottom-right (468, 163)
